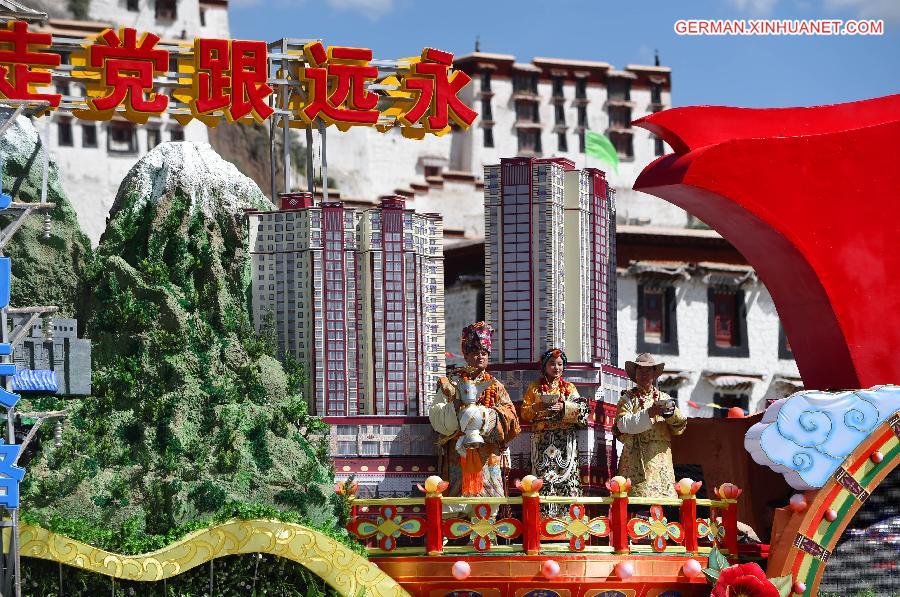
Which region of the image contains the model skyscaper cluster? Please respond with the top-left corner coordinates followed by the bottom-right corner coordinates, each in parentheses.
top-left (285, 156), bottom-right (625, 498)
top-left (248, 194), bottom-right (444, 419)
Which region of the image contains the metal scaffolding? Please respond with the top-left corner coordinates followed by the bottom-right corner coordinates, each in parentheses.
top-left (0, 99), bottom-right (66, 597)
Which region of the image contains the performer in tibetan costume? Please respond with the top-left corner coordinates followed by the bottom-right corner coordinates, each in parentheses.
top-left (520, 348), bottom-right (589, 517)
top-left (429, 322), bottom-right (520, 500)
top-left (614, 353), bottom-right (687, 498)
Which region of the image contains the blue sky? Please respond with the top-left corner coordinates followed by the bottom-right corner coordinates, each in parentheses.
top-left (229, 0), bottom-right (898, 108)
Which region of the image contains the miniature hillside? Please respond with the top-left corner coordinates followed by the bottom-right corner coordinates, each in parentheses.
top-left (0, 109), bottom-right (92, 318)
top-left (22, 142), bottom-right (340, 536)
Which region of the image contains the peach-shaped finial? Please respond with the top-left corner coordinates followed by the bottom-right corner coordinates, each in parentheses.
top-left (615, 561), bottom-right (634, 580)
top-left (541, 559), bottom-right (560, 579)
top-left (516, 475), bottom-right (543, 494)
top-left (452, 560), bottom-right (471, 580)
top-left (871, 451), bottom-right (884, 464)
top-left (682, 558), bottom-right (703, 578)
top-left (716, 482), bottom-right (742, 501)
top-left (675, 478), bottom-right (702, 497)
top-left (417, 475), bottom-right (450, 496)
top-left (793, 581), bottom-right (807, 594)
top-left (789, 493), bottom-right (808, 513)
top-left (606, 476), bottom-right (632, 494)
top-left (727, 406), bottom-right (746, 418)
top-left (824, 508), bottom-right (838, 522)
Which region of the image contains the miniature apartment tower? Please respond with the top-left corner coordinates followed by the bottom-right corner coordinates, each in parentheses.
top-left (565, 166), bottom-right (619, 367)
top-left (356, 197), bottom-right (445, 416)
top-left (248, 193), bottom-right (361, 416)
top-left (484, 157), bottom-right (617, 373)
top-left (484, 157), bottom-right (622, 495)
top-left (249, 194), bottom-right (444, 418)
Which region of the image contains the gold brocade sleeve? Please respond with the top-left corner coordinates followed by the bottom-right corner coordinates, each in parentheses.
top-left (520, 382), bottom-right (541, 423)
top-left (666, 407), bottom-right (687, 436)
top-left (486, 382), bottom-right (520, 445)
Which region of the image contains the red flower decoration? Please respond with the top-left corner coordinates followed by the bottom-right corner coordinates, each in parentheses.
top-left (712, 563), bottom-right (780, 597)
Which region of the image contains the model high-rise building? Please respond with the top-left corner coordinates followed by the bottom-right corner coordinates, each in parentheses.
top-left (249, 194), bottom-right (443, 417)
top-left (485, 157), bottom-right (617, 367)
top-left (564, 165), bottom-right (618, 367)
top-left (356, 198), bottom-right (444, 416)
top-left (249, 195), bottom-right (362, 417)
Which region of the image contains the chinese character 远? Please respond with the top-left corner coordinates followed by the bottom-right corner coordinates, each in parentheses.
top-left (299, 42), bottom-right (379, 129)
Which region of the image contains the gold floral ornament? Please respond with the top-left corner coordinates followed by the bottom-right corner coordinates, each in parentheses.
top-left (346, 505), bottom-right (425, 551)
top-left (19, 520), bottom-right (410, 596)
top-left (541, 504), bottom-right (610, 551)
top-left (627, 505), bottom-right (685, 552)
top-left (444, 503), bottom-right (522, 552)
top-left (335, 480), bottom-right (359, 496)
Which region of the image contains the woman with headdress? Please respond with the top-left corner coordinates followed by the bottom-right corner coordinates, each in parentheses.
top-left (429, 321), bottom-right (520, 500)
top-left (614, 353), bottom-right (687, 498)
top-left (520, 348), bottom-right (589, 515)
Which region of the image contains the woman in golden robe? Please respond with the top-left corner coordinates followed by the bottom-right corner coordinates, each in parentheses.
top-left (520, 348), bottom-right (589, 517)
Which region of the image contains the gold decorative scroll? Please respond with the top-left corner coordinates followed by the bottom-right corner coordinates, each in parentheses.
top-left (19, 519), bottom-right (409, 597)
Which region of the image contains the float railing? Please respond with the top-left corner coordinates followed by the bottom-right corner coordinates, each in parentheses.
top-left (345, 476), bottom-right (740, 558)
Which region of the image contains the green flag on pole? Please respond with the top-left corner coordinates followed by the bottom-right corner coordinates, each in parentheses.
top-left (585, 130), bottom-right (619, 174)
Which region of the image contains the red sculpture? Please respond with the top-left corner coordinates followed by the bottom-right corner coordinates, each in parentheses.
top-left (633, 95), bottom-right (900, 390)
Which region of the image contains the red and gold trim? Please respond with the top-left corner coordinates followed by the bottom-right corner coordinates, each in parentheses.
top-left (768, 412), bottom-right (900, 596)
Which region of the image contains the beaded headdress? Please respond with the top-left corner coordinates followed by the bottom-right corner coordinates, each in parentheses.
top-left (461, 321), bottom-right (494, 355)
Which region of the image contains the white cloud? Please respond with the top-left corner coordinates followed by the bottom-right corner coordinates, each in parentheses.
top-left (824, 0), bottom-right (900, 23)
top-left (327, 0), bottom-right (395, 21)
top-left (727, 0), bottom-right (782, 16)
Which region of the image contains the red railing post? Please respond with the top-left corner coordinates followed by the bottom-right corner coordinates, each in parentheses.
top-left (715, 483), bottom-right (742, 557)
top-left (675, 478), bottom-right (701, 554)
top-left (516, 475), bottom-right (543, 555)
top-left (606, 476), bottom-right (631, 554)
top-left (723, 501), bottom-right (739, 556)
top-left (420, 476), bottom-right (449, 555)
top-left (425, 492), bottom-right (444, 555)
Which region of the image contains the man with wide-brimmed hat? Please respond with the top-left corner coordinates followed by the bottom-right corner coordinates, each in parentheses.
top-left (614, 353), bottom-right (687, 498)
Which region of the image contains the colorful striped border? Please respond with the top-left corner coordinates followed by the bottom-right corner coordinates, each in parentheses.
top-left (769, 413), bottom-right (899, 596)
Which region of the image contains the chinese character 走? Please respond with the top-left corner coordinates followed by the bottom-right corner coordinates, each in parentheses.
top-left (0, 21), bottom-right (61, 107)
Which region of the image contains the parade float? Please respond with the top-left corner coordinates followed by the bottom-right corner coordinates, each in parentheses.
top-left (0, 12), bottom-right (897, 597)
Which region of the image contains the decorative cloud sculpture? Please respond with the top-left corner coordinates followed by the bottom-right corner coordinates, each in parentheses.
top-left (745, 385), bottom-right (900, 490)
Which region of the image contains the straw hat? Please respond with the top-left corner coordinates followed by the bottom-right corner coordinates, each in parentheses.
top-left (624, 353), bottom-right (665, 382)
